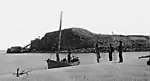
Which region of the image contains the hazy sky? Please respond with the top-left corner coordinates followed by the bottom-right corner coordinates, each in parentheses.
top-left (0, 0), bottom-right (150, 50)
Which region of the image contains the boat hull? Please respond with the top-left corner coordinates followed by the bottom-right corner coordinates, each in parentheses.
top-left (46, 59), bottom-right (80, 69)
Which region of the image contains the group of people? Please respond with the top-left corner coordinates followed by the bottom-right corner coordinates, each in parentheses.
top-left (61, 50), bottom-right (79, 63)
top-left (95, 41), bottom-right (123, 63)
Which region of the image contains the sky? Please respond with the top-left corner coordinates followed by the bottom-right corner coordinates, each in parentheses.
top-left (0, 0), bottom-right (150, 50)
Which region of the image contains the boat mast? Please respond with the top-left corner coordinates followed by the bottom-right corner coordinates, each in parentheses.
top-left (56, 11), bottom-right (63, 61)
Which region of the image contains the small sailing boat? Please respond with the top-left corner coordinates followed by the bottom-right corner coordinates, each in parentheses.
top-left (46, 11), bottom-right (80, 69)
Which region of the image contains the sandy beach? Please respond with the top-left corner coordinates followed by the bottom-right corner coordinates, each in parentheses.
top-left (0, 52), bottom-right (150, 81)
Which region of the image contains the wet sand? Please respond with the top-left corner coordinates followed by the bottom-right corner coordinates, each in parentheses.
top-left (0, 52), bottom-right (150, 81)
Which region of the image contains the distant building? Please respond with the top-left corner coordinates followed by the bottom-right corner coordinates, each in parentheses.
top-left (7, 46), bottom-right (23, 53)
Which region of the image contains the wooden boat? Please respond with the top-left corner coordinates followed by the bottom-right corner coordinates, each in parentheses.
top-left (46, 11), bottom-right (80, 69)
top-left (46, 58), bottom-right (80, 69)
top-left (138, 55), bottom-right (150, 65)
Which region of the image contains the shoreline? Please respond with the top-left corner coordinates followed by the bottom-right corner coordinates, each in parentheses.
top-left (6, 50), bottom-right (150, 54)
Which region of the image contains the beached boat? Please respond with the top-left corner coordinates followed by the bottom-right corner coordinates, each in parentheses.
top-left (46, 11), bottom-right (80, 69)
top-left (46, 57), bottom-right (80, 69)
top-left (138, 55), bottom-right (150, 65)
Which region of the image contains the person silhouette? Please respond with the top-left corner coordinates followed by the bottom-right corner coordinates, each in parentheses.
top-left (118, 41), bottom-right (123, 63)
top-left (109, 44), bottom-right (114, 61)
top-left (16, 68), bottom-right (19, 77)
top-left (95, 41), bottom-right (101, 63)
top-left (67, 50), bottom-right (72, 63)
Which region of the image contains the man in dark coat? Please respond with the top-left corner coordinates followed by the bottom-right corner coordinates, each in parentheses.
top-left (118, 41), bottom-right (123, 62)
top-left (109, 44), bottom-right (114, 61)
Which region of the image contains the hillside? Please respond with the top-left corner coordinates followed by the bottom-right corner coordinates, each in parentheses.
top-left (30, 28), bottom-right (150, 52)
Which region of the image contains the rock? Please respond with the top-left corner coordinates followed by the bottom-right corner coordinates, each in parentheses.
top-left (30, 27), bottom-right (150, 52)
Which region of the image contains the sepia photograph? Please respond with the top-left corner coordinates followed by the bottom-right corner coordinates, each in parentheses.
top-left (0, 0), bottom-right (150, 81)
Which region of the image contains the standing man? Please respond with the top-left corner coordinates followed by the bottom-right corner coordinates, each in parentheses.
top-left (109, 44), bottom-right (114, 61)
top-left (118, 41), bottom-right (123, 63)
top-left (16, 68), bottom-right (19, 77)
top-left (95, 41), bottom-right (101, 63)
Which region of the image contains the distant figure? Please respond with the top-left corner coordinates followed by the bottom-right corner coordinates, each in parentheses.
top-left (147, 59), bottom-right (150, 65)
top-left (109, 44), bottom-right (114, 61)
top-left (17, 68), bottom-right (19, 77)
top-left (67, 50), bottom-right (72, 63)
top-left (95, 41), bottom-right (101, 63)
top-left (118, 41), bottom-right (123, 63)
top-left (56, 52), bottom-right (60, 62)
